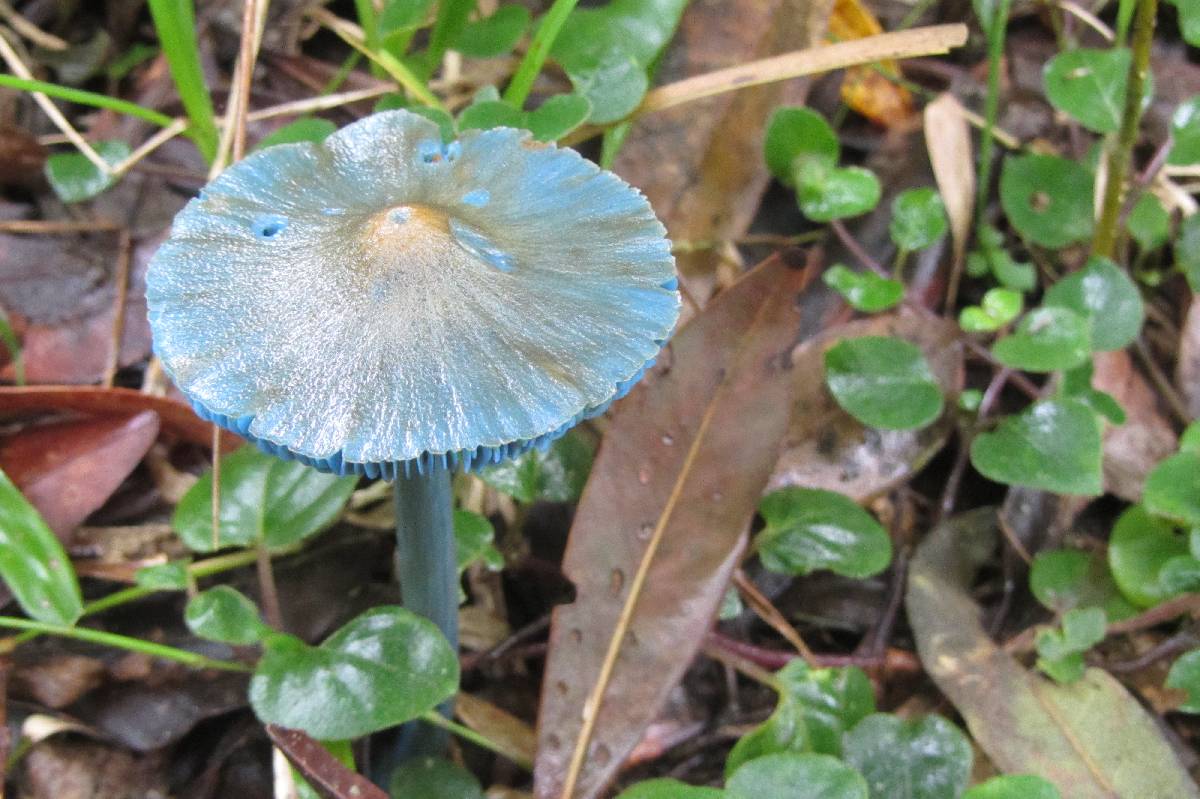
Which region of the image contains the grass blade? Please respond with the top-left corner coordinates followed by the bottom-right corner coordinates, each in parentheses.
top-left (146, 0), bottom-right (219, 161)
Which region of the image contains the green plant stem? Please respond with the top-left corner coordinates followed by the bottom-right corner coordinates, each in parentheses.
top-left (418, 710), bottom-right (532, 771)
top-left (0, 74), bottom-right (176, 128)
top-left (975, 0), bottom-right (1012, 234)
top-left (146, 0), bottom-right (219, 161)
top-left (393, 467), bottom-right (458, 756)
top-left (1092, 0), bottom-right (1157, 259)
top-left (0, 616), bottom-right (249, 672)
top-left (424, 0), bottom-right (475, 79)
top-left (503, 0), bottom-right (580, 108)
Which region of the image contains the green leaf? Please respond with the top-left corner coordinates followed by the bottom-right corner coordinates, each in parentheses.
top-left (457, 99), bottom-right (526, 132)
top-left (1178, 213), bottom-right (1200, 293)
top-left (185, 586), bottom-right (268, 645)
top-left (725, 661), bottom-right (875, 776)
top-left (1043, 257), bottom-right (1144, 352)
top-left (1109, 504), bottom-right (1188, 608)
top-left (1060, 361), bottom-right (1126, 424)
top-left (1181, 422), bottom-right (1200, 455)
top-left (718, 586), bottom-right (743, 620)
top-left (1166, 649), bottom-right (1200, 713)
top-left (173, 447), bottom-right (357, 553)
top-left (796, 162), bottom-right (882, 222)
top-left (992, 307), bottom-right (1091, 372)
top-left (842, 714), bottom-right (972, 799)
top-left (1144, 453), bottom-right (1200, 527)
top-left (1000, 154), bottom-right (1094, 248)
top-left (822, 265), bottom-right (903, 312)
top-left (959, 288), bottom-right (1023, 332)
top-left (389, 756), bottom-right (483, 799)
top-left (250, 606), bottom-right (459, 739)
top-left (616, 780), bottom-right (725, 799)
top-left (526, 93), bottom-right (592, 141)
top-left (565, 50), bottom-right (647, 124)
top-left (1043, 48), bottom-right (1131, 133)
top-left (1168, 96), bottom-right (1200, 166)
top-left (134, 561), bottom-right (190, 590)
top-left (1029, 549), bottom-right (1136, 621)
top-left (823, 336), bottom-right (944, 430)
top-left (0, 469), bottom-right (83, 625)
top-left (1159, 555), bottom-right (1200, 593)
top-left (254, 117), bottom-right (337, 150)
top-left (969, 399), bottom-right (1102, 495)
top-left (454, 5), bottom-right (530, 58)
top-left (378, 0), bottom-right (436, 36)
top-left (454, 509), bottom-right (502, 572)
top-left (764, 107), bottom-right (839, 185)
top-left (1036, 607), bottom-right (1107, 684)
top-left (969, 225), bottom-right (1035, 292)
top-left (480, 431), bottom-right (593, 503)
top-left (756, 488), bottom-right (892, 579)
top-left (727, 753), bottom-right (868, 799)
top-left (1127, 194), bottom-right (1171, 251)
top-left (889, 187), bottom-right (948, 251)
top-left (1168, 0), bottom-right (1200, 46)
top-left (45, 140), bottom-right (130, 203)
top-left (963, 775), bottom-right (1062, 799)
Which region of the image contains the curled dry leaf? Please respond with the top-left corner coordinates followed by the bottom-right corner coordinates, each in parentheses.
top-left (923, 94), bottom-right (974, 284)
top-left (907, 508), bottom-right (1200, 798)
top-left (1093, 349), bottom-right (1178, 501)
top-left (535, 253), bottom-right (810, 799)
top-left (767, 308), bottom-right (963, 500)
top-left (0, 411), bottom-right (159, 538)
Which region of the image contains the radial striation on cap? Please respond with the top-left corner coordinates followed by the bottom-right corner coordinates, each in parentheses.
top-left (147, 110), bottom-right (680, 478)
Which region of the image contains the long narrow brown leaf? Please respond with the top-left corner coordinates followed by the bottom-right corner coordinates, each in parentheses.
top-left (266, 725), bottom-right (387, 799)
top-left (534, 252), bottom-right (812, 799)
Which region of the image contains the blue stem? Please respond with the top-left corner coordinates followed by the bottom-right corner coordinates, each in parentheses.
top-left (376, 467), bottom-right (458, 778)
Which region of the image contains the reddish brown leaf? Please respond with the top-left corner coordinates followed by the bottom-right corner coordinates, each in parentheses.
top-left (0, 386), bottom-right (241, 449)
top-left (829, 0), bottom-right (914, 126)
top-left (1094, 350), bottom-right (1177, 501)
top-left (266, 725), bottom-right (387, 799)
top-left (768, 309), bottom-right (962, 500)
top-left (534, 253), bottom-right (811, 799)
top-left (0, 411), bottom-right (159, 537)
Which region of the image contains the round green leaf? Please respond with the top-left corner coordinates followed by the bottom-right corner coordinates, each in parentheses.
top-left (1173, 0), bottom-right (1200, 46)
top-left (823, 336), bottom-right (944, 430)
top-left (0, 469), bottom-right (83, 625)
top-left (797, 164), bottom-right (882, 222)
top-left (185, 586), bottom-right (268, 645)
top-left (963, 775), bottom-right (1062, 799)
top-left (45, 140), bottom-right (130, 204)
top-left (1127, 194), bottom-right (1171, 251)
top-left (1166, 648), bottom-right (1200, 713)
top-left (969, 399), bottom-right (1102, 495)
top-left (756, 488), bottom-right (892, 578)
top-left (1180, 422), bottom-right (1200, 455)
top-left (567, 52), bottom-right (648, 125)
top-left (959, 288), bottom-right (1023, 333)
top-left (389, 756), bottom-right (483, 799)
top-left (764, 107), bottom-right (839, 185)
top-left (457, 99), bottom-right (525, 132)
top-left (1178, 213), bottom-right (1200, 293)
top-left (1168, 96), bottom-right (1200, 166)
top-left (1159, 555), bottom-right (1200, 593)
top-left (454, 5), bottom-right (530, 58)
top-left (616, 780), bottom-right (724, 799)
top-left (480, 431), bottom-right (593, 503)
top-left (1043, 48), bottom-right (1132, 133)
top-left (527, 93), bottom-right (592, 141)
top-left (823, 265), bottom-right (904, 312)
top-left (134, 561), bottom-right (190, 591)
top-left (1108, 504), bottom-right (1188, 608)
top-left (992, 307), bottom-right (1091, 372)
top-left (1043, 256), bottom-right (1144, 351)
top-left (254, 118), bottom-right (336, 151)
top-left (842, 714), bottom-right (972, 799)
top-left (1000, 154), bottom-right (1094, 248)
top-left (727, 753), bottom-right (868, 799)
top-left (174, 447), bottom-right (357, 553)
top-left (889, 187), bottom-right (948, 251)
top-left (1029, 549), bottom-right (1136, 621)
top-left (250, 607), bottom-right (459, 739)
top-left (1144, 453), bottom-right (1200, 527)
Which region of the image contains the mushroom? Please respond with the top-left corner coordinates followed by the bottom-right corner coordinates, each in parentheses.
top-left (146, 108), bottom-right (679, 743)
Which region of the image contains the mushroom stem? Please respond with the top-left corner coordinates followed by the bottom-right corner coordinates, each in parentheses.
top-left (392, 467), bottom-right (457, 754)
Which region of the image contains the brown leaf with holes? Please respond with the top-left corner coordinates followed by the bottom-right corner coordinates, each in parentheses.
top-left (767, 309), bottom-right (962, 500)
top-left (1094, 349), bottom-right (1177, 501)
top-left (534, 252), bottom-right (810, 799)
top-left (0, 411), bottom-right (159, 538)
top-left (613, 0), bottom-right (832, 308)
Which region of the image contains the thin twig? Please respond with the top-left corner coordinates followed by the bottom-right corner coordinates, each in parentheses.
top-left (110, 117), bottom-right (190, 177)
top-left (256, 543), bottom-right (284, 629)
top-left (732, 570), bottom-right (818, 666)
top-left (0, 0), bottom-right (66, 50)
top-left (0, 28), bottom-right (110, 174)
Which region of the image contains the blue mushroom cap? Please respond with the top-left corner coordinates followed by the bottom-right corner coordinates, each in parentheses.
top-left (146, 110), bottom-right (679, 479)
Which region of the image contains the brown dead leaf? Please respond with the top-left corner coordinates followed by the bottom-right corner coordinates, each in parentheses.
top-left (12, 653), bottom-right (106, 709)
top-left (829, 0), bottom-right (914, 126)
top-left (457, 692), bottom-right (536, 770)
top-left (0, 411), bottom-right (159, 538)
top-left (19, 738), bottom-right (168, 799)
top-left (613, 0), bottom-right (832, 307)
top-left (1094, 350), bottom-right (1177, 501)
top-left (924, 94), bottom-right (974, 292)
top-left (1178, 297), bottom-right (1200, 420)
top-left (767, 309), bottom-right (962, 500)
top-left (535, 253), bottom-right (811, 799)
top-left (267, 725), bottom-right (387, 799)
